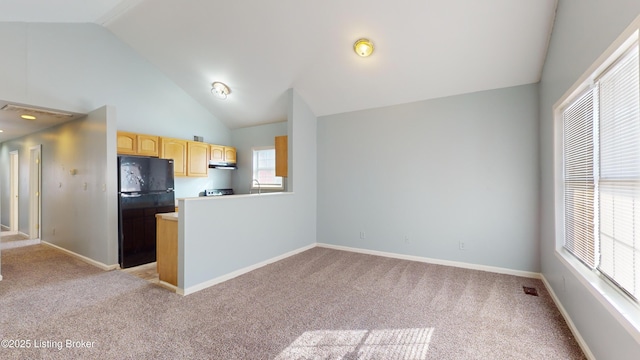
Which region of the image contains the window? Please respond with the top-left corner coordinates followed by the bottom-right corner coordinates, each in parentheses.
top-left (252, 146), bottom-right (283, 189)
top-left (559, 39), bottom-right (640, 301)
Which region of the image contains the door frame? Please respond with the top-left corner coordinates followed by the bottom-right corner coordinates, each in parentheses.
top-left (9, 150), bottom-right (19, 232)
top-left (29, 145), bottom-right (42, 239)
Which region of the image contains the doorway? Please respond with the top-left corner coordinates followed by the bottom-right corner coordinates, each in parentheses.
top-left (9, 151), bottom-right (18, 232)
top-left (29, 145), bottom-right (41, 239)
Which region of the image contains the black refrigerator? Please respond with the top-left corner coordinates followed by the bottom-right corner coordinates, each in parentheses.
top-left (118, 156), bottom-right (176, 269)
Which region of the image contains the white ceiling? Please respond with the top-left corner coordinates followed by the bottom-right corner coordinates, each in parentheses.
top-left (0, 0), bottom-right (558, 132)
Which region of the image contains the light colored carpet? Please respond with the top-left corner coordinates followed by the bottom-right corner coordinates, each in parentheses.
top-left (0, 244), bottom-right (585, 359)
top-left (0, 232), bottom-right (38, 250)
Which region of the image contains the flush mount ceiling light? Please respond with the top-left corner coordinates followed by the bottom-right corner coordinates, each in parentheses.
top-left (353, 38), bottom-right (374, 57)
top-left (21, 114), bottom-right (37, 120)
top-left (211, 81), bottom-right (231, 100)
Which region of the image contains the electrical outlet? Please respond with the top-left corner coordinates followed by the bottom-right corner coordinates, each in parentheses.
top-left (404, 236), bottom-right (410, 244)
top-left (459, 241), bottom-right (465, 250)
top-left (52, 228), bottom-right (56, 236)
top-left (360, 231), bottom-right (366, 239)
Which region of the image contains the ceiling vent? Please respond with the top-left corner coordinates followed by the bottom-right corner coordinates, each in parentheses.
top-left (1, 104), bottom-right (74, 119)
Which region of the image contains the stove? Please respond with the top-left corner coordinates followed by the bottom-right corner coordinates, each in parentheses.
top-left (202, 188), bottom-right (234, 197)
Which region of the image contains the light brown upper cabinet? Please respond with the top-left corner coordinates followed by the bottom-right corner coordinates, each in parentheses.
top-left (210, 144), bottom-right (236, 163)
top-left (117, 131), bottom-right (137, 155)
top-left (224, 147), bottom-right (237, 163)
top-left (117, 131), bottom-right (159, 157)
top-left (187, 141), bottom-right (210, 177)
top-left (275, 135), bottom-right (288, 177)
top-left (210, 144), bottom-right (224, 163)
top-left (160, 138), bottom-right (187, 177)
top-left (136, 134), bottom-right (159, 157)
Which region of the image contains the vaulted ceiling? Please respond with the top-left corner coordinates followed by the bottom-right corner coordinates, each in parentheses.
top-left (1, 0), bottom-right (557, 131)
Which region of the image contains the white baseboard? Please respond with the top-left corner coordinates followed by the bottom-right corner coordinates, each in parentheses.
top-left (541, 275), bottom-right (595, 360)
top-left (41, 241), bottom-right (119, 271)
top-left (179, 243), bottom-right (316, 296)
top-left (317, 243), bottom-right (542, 279)
top-left (0, 224), bottom-right (9, 231)
top-left (179, 242), bottom-right (540, 295)
top-left (0, 274), bottom-right (3, 281)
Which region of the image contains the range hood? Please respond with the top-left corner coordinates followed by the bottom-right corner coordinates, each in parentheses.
top-left (208, 161), bottom-right (237, 170)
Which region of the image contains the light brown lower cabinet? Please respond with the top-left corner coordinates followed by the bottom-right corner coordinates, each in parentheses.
top-left (156, 214), bottom-right (178, 286)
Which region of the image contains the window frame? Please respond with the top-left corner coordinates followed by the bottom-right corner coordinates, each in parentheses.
top-left (553, 22), bottom-right (640, 340)
top-left (251, 146), bottom-right (284, 190)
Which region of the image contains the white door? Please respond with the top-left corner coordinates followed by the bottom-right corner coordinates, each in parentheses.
top-left (29, 145), bottom-right (42, 239)
top-left (9, 151), bottom-right (19, 232)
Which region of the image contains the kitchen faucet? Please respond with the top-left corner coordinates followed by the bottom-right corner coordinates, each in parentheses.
top-left (250, 179), bottom-right (261, 194)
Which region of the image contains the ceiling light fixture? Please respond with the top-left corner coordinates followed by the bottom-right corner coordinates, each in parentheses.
top-left (1, 104), bottom-right (73, 118)
top-left (211, 82), bottom-right (231, 100)
top-left (21, 114), bottom-right (37, 120)
top-left (353, 38), bottom-right (374, 57)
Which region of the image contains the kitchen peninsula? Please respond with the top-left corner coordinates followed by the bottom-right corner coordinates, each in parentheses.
top-left (155, 192), bottom-right (297, 294)
top-left (152, 89), bottom-right (315, 297)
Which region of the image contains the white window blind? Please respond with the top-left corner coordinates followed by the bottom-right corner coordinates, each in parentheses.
top-left (562, 42), bottom-right (640, 301)
top-left (598, 44), bottom-right (640, 299)
top-left (563, 87), bottom-right (597, 268)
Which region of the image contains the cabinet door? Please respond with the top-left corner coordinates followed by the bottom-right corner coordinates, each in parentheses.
top-left (224, 146), bottom-right (237, 163)
top-left (156, 216), bottom-right (178, 286)
top-left (275, 135), bottom-right (288, 177)
top-left (210, 144), bottom-right (225, 163)
top-left (137, 135), bottom-right (159, 157)
top-left (187, 141), bottom-right (209, 177)
top-left (160, 138), bottom-right (187, 177)
top-left (117, 131), bottom-right (137, 155)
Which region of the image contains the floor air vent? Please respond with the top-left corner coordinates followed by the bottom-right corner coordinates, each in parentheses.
top-left (523, 286), bottom-right (539, 296)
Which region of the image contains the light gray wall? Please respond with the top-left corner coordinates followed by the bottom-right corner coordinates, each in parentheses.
top-left (539, 1), bottom-right (640, 359)
top-left (0, 22), bottom-right (231, 201)
top-left (179, 89), bottom-right (317, 291)
top-left (317, 84), bottom-right (540, 272)
top-left (0, 106), bottom-right (118, 265)
top-left (230, 121), bottom-right (288, 194)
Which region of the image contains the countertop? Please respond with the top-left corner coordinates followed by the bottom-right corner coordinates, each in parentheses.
top-left (178, 192), bottom-right (288, 202)
top-left (156, 212), bottom-right (178, 221)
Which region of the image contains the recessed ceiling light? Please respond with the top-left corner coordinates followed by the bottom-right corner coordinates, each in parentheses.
top-left (211, 82), bottom-right (231, 100)
top-left (21, 114), bottom-right (37, 120)
top-left (1, 104), bottom-right (72, 118)
top-left (0, 129), bottom-right (4, 133)
top-left (354, 38), bottom-right (374, 57)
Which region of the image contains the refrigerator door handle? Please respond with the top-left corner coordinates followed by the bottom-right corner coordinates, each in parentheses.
top-left (121, 193), bottom-right (142, 198)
